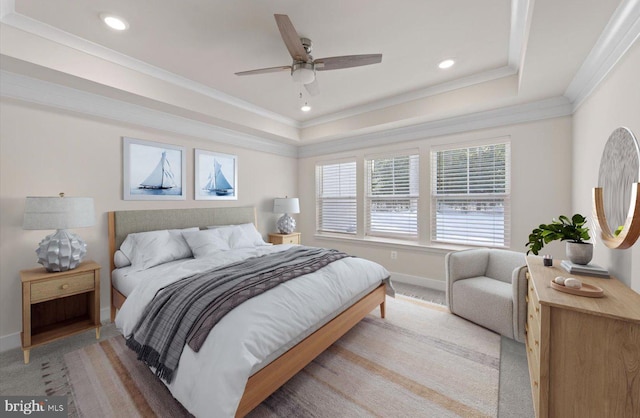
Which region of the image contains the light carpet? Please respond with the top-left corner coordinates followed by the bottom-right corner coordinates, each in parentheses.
top-left (64, 296), bottom-right (500, 417)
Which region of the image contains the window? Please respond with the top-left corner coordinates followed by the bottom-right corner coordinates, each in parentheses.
top-left (431, 142), bottom-right (510, 246)
top-left (366, 154), bottom-right (419, 239)
top-left (316, 161), bottom-right (357, 234)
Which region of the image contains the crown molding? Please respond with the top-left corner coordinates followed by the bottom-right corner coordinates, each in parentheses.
top-left (297, 97), bottom-right (572, 158)
top-left (0, 0), bottom-right (300, 128)
top-left (565, 0), bottom-right (640, 110)
top-left (1, 68), bottom-right (573, 160)
top-left (508, 0), bottom-right (530, 69)
top-left (300, 66), bottom-right (518, 128)
top-left (0, 0), bottom-right (527, 130)
top-left (0, 70), bottom-right (298, 157)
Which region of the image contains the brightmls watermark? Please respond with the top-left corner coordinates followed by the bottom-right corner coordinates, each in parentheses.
top-left (0, 397), bottom-right (66, 417)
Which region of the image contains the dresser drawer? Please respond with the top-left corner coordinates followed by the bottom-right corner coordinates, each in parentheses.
top-left (31, 272), bottom-right (95, 303)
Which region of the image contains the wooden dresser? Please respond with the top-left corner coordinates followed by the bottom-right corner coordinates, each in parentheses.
top-left (525, 256), bottom-right (640, 418)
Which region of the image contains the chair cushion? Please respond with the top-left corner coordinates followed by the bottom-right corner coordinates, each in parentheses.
top-left (451, 277), bottom-right (514, 339)
top-left (485, 250), bottom-right (526, 284)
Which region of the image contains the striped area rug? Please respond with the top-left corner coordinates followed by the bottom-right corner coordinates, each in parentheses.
top-left (65, 296), bottom-right (500, 417)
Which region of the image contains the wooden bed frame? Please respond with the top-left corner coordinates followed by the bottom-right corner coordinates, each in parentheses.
top-left (107, 207), bottom-right (386, 417)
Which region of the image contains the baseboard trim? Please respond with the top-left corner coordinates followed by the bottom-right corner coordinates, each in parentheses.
top-left (390, 272), bottom-right (446, 291)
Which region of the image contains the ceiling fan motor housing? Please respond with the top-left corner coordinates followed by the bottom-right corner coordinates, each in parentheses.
top-left (300, 37), bottom-right (313, 54)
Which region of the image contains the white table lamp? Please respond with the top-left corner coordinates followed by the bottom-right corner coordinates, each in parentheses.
top-left (273, 197), bottom-right (300, 234)
top-left (23, 193), bottom-right (95, 272)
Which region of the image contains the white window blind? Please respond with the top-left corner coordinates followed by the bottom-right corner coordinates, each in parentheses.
top-left (431, 142), bottom-right (510, 246)
top-left (316, 161), bottom-right (357, 234)
top-left (366, 154), bottom-right (419, 239)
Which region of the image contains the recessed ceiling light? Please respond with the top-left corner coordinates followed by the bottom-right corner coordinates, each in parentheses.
top-left (438, 59), bottom-right (455, 69)
top-left (301, 103), bottom-right (311, 112)
top-left (100, 13), bottom-right (129, 31)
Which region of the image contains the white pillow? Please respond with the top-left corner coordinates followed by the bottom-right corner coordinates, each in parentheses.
top-left (207, 223), bottom-right (266, 248)
top-left (167, 227), bottom-right (199, 259)
top-left (113, 250), bottom-right (131, 268)
top-left (120, 230), bottom-right (173, 270)
top-left (183, 229), bottom-right (231, 258)
top-left (229, 223), bottom-right (267, 248)
top-left (119, 227), bottom-right (200, 271)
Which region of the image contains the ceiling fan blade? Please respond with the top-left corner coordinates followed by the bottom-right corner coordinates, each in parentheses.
top-left (304, 79), bottom-right (320, 96)
top-left (235, 66), bottom-right (291, 76)
top-left (315, 54), bottom-right (382, 71)
top-left (274, 14), bottom-right (310, 62)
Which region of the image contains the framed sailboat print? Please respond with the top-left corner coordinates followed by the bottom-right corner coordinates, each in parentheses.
top-left (123, 137), bottom-right (186, 200)
top-left (195, 149), bottom-right (238, 200)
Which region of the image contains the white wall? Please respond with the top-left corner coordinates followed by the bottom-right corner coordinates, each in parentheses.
top-left (298, 117), bottom-right (573, 286)
top-left (0, 99), bottom-right (298, 349)
top-left (573, 40), bottom-right (640, 291)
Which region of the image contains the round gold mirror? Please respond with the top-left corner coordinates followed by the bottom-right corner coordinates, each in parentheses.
top-left (593, 127), bottom-right (640, 249)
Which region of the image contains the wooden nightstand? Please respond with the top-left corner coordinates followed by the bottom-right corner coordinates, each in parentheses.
top-left (268, 232), bottom-right (301, 245)
top-left (21, 260), bottom-right (101, 364)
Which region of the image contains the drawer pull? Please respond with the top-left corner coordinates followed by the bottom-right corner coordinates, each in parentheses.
top-left (529, 347), bottom-right (533, 353)
top-left (535, 339), bottom-right (539, 346)
top-left (529, 314), bottom-right (533, 320)
top-left (535, 306), bottom-right (540, 313)
top-left (60, 284), bottom-right (69, 290)
top-left (534, 380), bottom-right (539, 387)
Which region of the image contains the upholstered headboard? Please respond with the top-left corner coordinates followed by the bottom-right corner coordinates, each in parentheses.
top-left (107, 207), bottom-right (257, 272)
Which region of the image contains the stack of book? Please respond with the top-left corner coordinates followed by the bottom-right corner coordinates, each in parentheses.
top-left (560, 260), bottom-right (610, 278)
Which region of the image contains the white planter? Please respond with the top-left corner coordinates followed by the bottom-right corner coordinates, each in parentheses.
top-left (566, 242), bottom-right (593, 265)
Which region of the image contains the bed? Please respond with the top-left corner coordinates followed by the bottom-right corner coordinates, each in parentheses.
top-left (108, 207), bottom-right (390, 417)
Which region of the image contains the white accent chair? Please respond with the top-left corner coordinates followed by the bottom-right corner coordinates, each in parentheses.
top-left (445, 248), bottom-right (528, 343)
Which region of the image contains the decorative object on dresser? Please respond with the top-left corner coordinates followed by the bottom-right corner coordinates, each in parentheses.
top-left (273, 197), bottom-right (300, 234)
top-left (21, 260), bottom-right (101, 364)
top-left (445, 248), bottom-right (528, 343)
top-left (194, 149), bottom-right (238, 200)
top-left (23, 193), bottom-right (95, 272)
top-left (560, 259), bottom-right (609, 278)
top-left (525, 214), bottom-right (593, 265)
top-left (593, 126), bottom-right (640, 249)
top-left (525, 255), bottom-right (640, 418)
top-left (123, 137), bottom-right (186, 200)
top-left (268, 232), bottom-right (301, 245)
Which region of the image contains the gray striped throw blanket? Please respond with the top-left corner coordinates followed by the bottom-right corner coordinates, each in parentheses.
top-left (126, 246), bottom-right (350, 383)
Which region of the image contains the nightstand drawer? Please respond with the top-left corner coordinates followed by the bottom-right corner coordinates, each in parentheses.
top-left (281, 236), bottom-right (299, 244)
top-left (31, 272), bottom-right (95, 303)
top-left (268, 233), bottom-right (301, 245)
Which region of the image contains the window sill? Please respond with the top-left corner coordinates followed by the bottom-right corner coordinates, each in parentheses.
top-left (313, 233), bottom-right (473, 254)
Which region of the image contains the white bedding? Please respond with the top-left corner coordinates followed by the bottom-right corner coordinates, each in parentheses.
top-left (115, 244), bottom-right (390, 417)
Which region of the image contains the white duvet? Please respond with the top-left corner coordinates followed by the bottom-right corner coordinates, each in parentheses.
top-left (115, 244), bottom-right (390, 417)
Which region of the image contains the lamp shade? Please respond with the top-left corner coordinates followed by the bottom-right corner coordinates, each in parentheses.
top-left (273, 198), bottom-right (300, 214)
top-left (24, 196), bottom-right (95, 230)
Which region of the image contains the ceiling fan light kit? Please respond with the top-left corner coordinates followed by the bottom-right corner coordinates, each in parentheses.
top-left (235, 14), bottom-right (382, 97)
top-left (291, 62), bottom-right (315, 84)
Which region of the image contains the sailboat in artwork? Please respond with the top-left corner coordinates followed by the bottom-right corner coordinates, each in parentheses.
top-left (139, 151), bottom-right (177, 189)
top-left (203, 159), bottom-right (234, 196)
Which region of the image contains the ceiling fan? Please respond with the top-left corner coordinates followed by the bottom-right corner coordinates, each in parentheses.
top-left (235, 14), bottom-right (382, 96)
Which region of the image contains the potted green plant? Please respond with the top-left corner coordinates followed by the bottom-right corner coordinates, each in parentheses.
top-left (526, 214), bottom-right (592, 265)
